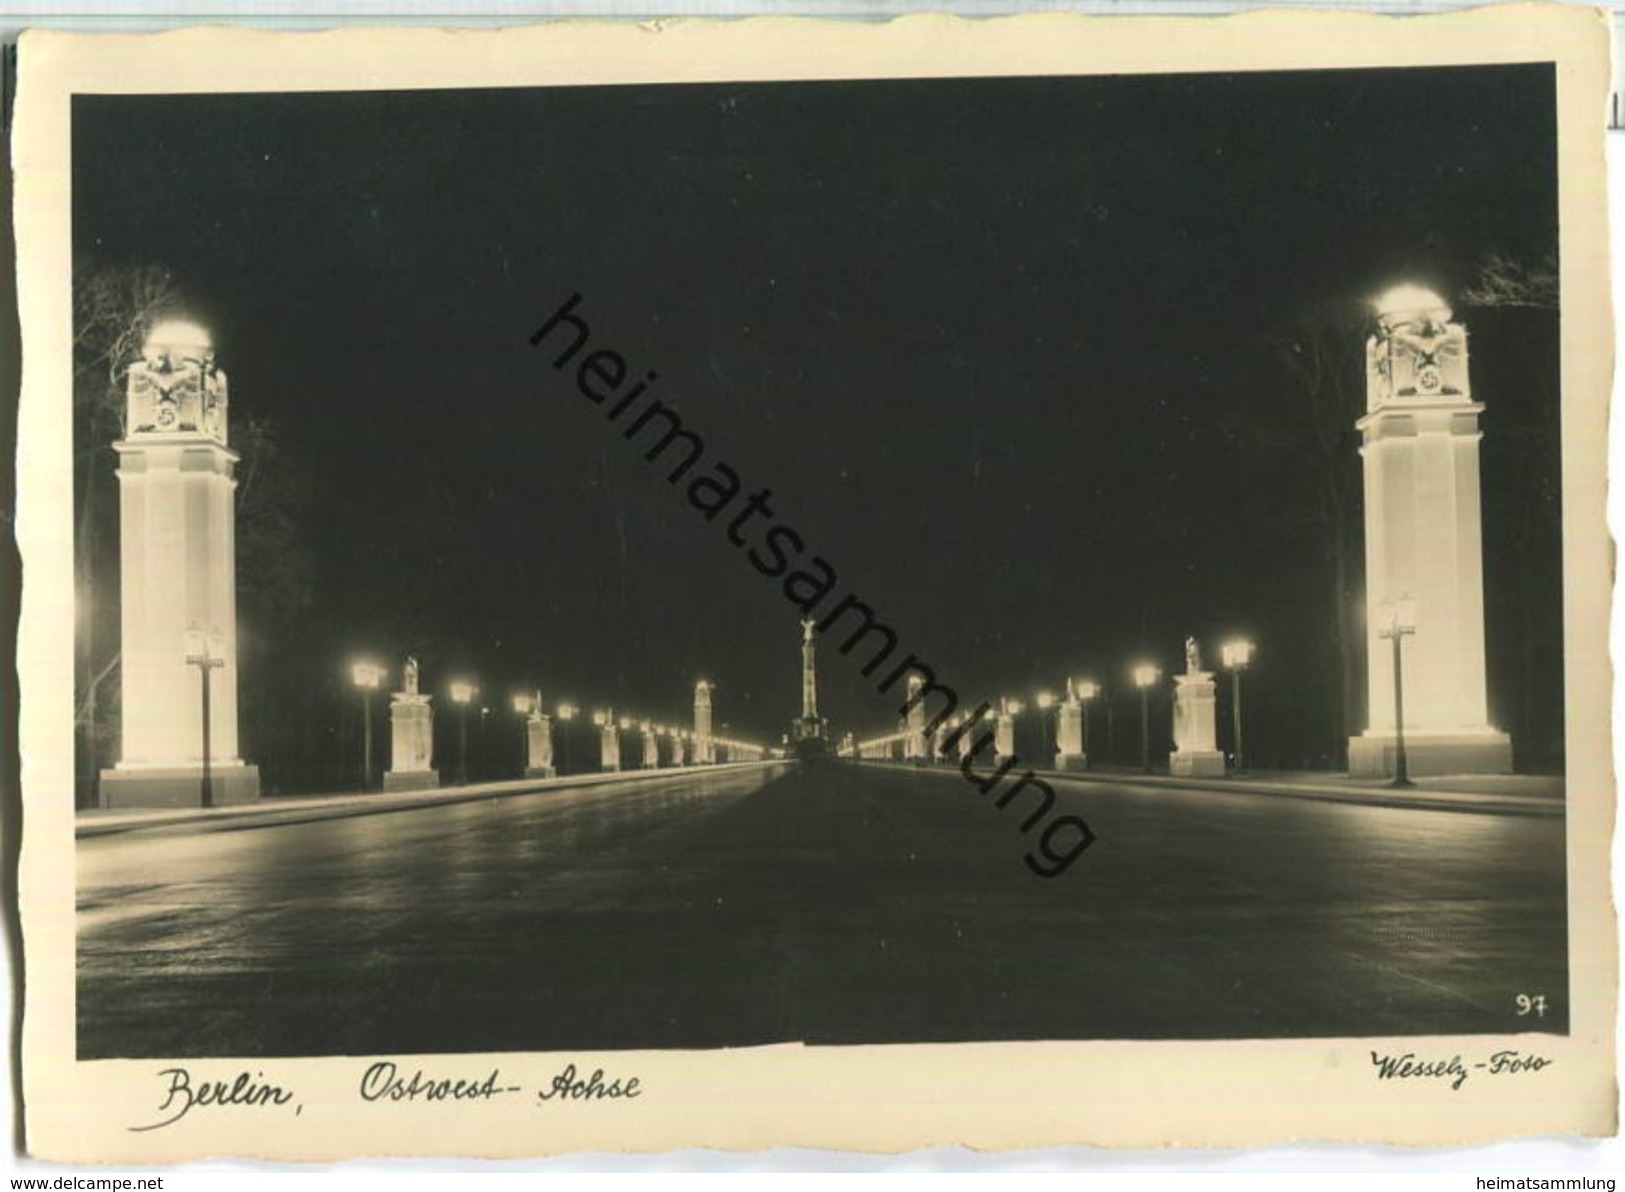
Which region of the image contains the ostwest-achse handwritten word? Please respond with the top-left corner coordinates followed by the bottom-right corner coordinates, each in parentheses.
top-left (359, 1060), bottom-right (519, 1103)
top-left (536, 1062), bottom-right (642, 1102)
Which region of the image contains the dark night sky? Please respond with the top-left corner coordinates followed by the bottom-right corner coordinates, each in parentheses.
top-left (72, 63), bottom-right (1563, 771)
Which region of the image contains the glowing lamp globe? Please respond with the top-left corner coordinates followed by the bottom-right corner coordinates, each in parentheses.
top-left (183, 628), bottom-right (226, 670)
top-left (1377, 598), bottom-right (1419, 639)
top-left (352, 661), bottom-right (385, 691)
top-left (143, 319), bottom-right (214, 366)
top-left (1372, 284), bottom-right (1452, 331)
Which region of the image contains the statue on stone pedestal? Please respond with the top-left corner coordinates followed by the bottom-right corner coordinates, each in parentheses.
top-left (404, 655), bottom-right (419, 694)
top-left (1184, 636), bottom-right (1202, 675)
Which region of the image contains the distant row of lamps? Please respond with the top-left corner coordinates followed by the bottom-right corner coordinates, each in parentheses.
top-left (347, 661), bottom-right (762, 789)
top-left (852, 601), bottom-right (1423, 790)
top-left (1033, 637), bottom-right (1255, 774)
top-left (857, 637), bottom-right (1256, 775)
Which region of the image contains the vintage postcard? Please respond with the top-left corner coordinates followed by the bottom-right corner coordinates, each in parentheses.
top-left (11, 6), bottom-right (1616, 1162)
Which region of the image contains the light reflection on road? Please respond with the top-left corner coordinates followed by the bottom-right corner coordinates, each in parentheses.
top-left (78, 763), bottom-right (1567, 1058)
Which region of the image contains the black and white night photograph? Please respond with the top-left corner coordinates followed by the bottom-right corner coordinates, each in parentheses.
top-left (13, 6), bottom-right (1617, 1161)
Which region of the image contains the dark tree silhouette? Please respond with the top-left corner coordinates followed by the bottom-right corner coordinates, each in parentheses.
top-left (1461, 248), bottom-right (1560, 311)
top-left (72, 263), bottom-right (181, 806)
top-left (1460, 246), bottom-right (1564, 770)
top-left (1227, 297), bottom-right (1368, 766)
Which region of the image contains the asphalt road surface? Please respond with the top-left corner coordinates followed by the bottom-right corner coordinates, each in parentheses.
top-left (78, 761), bottom-right (1568, 1058)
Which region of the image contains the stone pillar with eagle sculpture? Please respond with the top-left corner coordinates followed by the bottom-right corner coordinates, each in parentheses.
top-left (99, 320), bottom-right (261, 807)
top-left (1347, 287), bottom-right (1512, 777)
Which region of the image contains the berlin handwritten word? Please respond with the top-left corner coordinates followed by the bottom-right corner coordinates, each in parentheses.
top-left (129, 1067), bottom-right (299, 1132)
top-left (359, 1060), bottom-right (520, 1103)
top-left (535, 1062), bottom-right (642, 1103)
top-left (1369, 1049), bottom-right (1553, 1092)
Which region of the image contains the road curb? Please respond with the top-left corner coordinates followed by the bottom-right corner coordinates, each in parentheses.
top-left (76, 761), bottom-right (791, 839)
top-left (851, 759), bottom-right (1563, 818)
top-left (1041, 770), bottom-right (1563, 818)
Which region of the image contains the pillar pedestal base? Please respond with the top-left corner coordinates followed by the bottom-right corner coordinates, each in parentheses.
top-left (525, 765), bottom-right (557, 779)
top-left (99, 763), bottom-right (261, 809)
top-left (383, 768), bottom-right (439, 792)
top-left (1347, 731), bottom-right (1512, 779)
top-left (1170, 750), bottom-right (1226, 778)
top-left (1056, 752), bottom-right (1090, 772)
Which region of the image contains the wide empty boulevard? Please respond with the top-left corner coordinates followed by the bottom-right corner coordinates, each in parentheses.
top-left (78, 762), bottom-right (1567, 1058)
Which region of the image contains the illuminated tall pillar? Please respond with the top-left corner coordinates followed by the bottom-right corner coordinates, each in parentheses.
top-left (1347, 287), bottom-right (1513, 777)
top-left (1169, 640), bottom-right (1225, 778)
top-left (525, 693), bottom-right (556, 779)
top-left (99, 321), bottom-right (260, 808)
top-left (385, 657), bottom-right (438, 791)
top-left (994, 704), bottom-right (1016, 765)
top-left (904, 675), bottom-right (927, 762)
top-left (791, 619), bottom-right (830, 757)
top-left (641, 722), bottom-right (659, 769)
top-left (802, 622), bottom-right (819, 722)
top-left (694, 680), bottom-right (715, 765)
top-left (599, 711), bottom-right (621, 773)
top-left (1056, 679), bottom-right (1087, 772)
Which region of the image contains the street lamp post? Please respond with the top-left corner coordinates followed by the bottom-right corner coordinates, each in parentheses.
top-left (1035, 690), bottom-right (1056, 762)
top-left (184, 627), bottom-right (226, 808)
top-left (1378, 599), bottom-right (1418, 789)
top-left (1133, 664), bottom-right (1160, 774)
top-left (351, 661), bottom-right (385, 791)
top-left (479, 706), bottom-right (491, 779)
top-left (450, 681), bottom-right (476, 785)
top-left (1220, 639), bottom-right (1254, 773)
